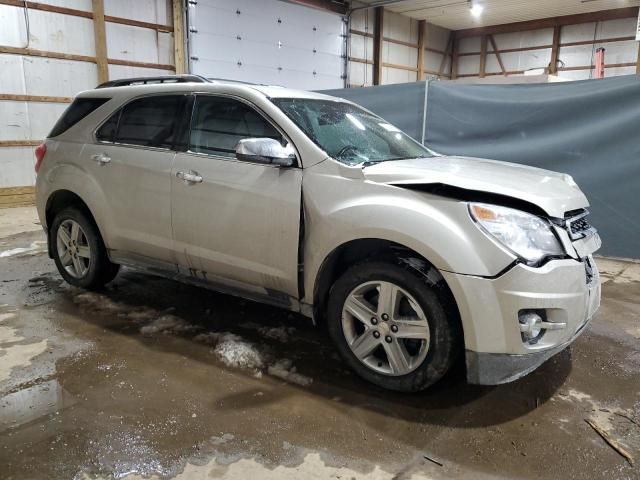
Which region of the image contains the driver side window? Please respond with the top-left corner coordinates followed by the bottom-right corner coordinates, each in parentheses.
top-left (189, 96), bottom-right (282, 157)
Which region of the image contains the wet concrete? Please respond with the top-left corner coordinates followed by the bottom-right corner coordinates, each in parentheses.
top-left (0, 207), bottom-right (639, 479)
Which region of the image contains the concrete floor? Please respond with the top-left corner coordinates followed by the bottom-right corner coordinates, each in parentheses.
top-left (1, 206), bottom-right (639, 480)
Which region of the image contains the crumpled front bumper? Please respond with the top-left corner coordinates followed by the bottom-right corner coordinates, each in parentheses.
top-left (442, 256), bottom-right (601, 385)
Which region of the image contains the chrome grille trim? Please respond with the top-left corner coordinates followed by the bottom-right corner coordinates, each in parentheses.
top-left (564, 209), bottom-right (596, 241)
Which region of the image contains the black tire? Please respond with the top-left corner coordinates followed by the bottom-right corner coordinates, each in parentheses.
top-left (327, 258), bottom-right (459, 392)
top-left (50, 207), bottom-right (120, 289)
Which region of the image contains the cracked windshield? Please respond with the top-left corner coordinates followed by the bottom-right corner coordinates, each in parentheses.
top-left (272, 98), bottom-right (432, 166)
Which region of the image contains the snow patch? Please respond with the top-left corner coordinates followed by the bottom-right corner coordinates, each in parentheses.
top-left (214, 333), bottom-right (265, 370)
top-left (0, 241), bottom-right (47, 258)
top-left (140, 314), bottom-right (198, 336)
top-left (268, 359), bottom-right (313, 386)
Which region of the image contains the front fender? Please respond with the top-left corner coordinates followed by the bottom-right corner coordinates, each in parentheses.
top-left (302, 167), bottom-right (516, 305)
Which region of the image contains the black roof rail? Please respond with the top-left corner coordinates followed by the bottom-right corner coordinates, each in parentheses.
top-left (96, 74), bottom-right (211, 89)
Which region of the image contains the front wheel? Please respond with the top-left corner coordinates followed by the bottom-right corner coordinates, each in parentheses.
top-left (51, 207), bottom-right (119, 289)
top-left (327, 259), bottom-right (458, 392)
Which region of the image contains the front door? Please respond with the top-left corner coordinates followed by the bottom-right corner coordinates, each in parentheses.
top-left (171, 95), bottom-right (302, 298)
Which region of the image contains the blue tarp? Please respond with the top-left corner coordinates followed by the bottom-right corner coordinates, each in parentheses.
top-left (324, 75), bottom-right (640, 259)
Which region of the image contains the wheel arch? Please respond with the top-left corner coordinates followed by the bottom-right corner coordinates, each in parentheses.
top-left (45, 190), bottom-right (105, 258)
top-left (312, 238), bottom-right (464, 346)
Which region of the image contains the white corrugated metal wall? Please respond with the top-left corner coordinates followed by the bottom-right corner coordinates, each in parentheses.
top-left (0, 0), bottom-right (175, 191)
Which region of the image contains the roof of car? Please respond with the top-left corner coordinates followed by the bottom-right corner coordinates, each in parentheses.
top-left (79, 77), bottom-right (345, 103)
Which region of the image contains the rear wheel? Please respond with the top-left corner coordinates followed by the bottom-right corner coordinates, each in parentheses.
top-left (51, 207), bottom-right (119, 289)
top-left (327, 259), bottom-right (458, 392)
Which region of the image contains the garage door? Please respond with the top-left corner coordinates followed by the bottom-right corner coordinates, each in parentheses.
top-left (187, 0), bottom-right (346, 89)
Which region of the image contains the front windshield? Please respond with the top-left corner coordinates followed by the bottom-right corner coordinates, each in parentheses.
top-left (271, 98), bottom-right (432, 166)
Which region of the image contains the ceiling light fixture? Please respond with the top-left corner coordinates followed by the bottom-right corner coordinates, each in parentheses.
top-left (469, 0), bottom-right (484, 16)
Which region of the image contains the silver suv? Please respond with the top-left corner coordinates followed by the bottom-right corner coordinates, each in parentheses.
top-left (35, 75), bottom-right (602, 391)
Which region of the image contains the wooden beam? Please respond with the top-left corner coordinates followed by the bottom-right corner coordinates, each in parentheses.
top-left (383, 36), bottom-right (418, 49)
top-left (456, 7), bottom-right (639, 38)
top-left (0, 46), bottom-right (96, 63)
top-left (488, 35), bottom-right (506, 76)
top-left (0, 94), bottom-right (72, 103)
top-left (425, 68), bottom-right (450, 78)
top-left (561, 36), bottom-right (635, 47)
top-left (108, 58), bottom-right (175, 70)
top-left (92, 0), bottom-right (108, 84)
top-left (350, 29), bottom-right (373, 38)
top-left (450, 34), bottom-right (459, 79)
top-left (383, 62), bottom-right (418, 73)
top-left (459, 44), bottom-right (552, 56)
top-left (0, 186), bottom-right (36, 209)
top-left (0, 140), bottom-right (41, 147)
top-left (479, 35), bottom-right (487, 78)
top-left (438, 32), bottom-right (453, 76)
top-left (0, 0), bottom-right (173, 32)
top-left (417, 20), bottom-right (426, 81)
top-left (104, 15), bottom-right (173, 33)
top-left (373, 6), bottom-right (384, 85)
top-left (558, 62), bottom-right (637, 72)
top-left (172, 0), bottom-right (186, 74)
top-left (289, 0), bottom-right (348, 15)
top-left (0, 46), bottom-right (175, 71)
top-left (548, 26), bottom-right (561, 75)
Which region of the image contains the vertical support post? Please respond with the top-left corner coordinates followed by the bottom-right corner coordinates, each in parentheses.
top-left (450, 33), bottom-right (459, 80)
top-left (549, 25), bottom-right (561, 75)
top-left (173, 0), bottom-right (186, 74)
top-left (373, 6), bottom-right (384, 85)
top-left (91, 0), bottom-right (108, 84)
top-left (595, 47), bottom-right (605, 79)
top-left (479, 34), bottom-right (487, 78)
top-left (417, 20), bottom-right (426, 81)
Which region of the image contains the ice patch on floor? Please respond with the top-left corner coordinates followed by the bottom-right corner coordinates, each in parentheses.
top-left (257, 326), bottom-right (295, 343)
top-left (140, 315), bottom-right (199, 336)
top-left (267, 359), bottom-right (313, 386)
top-left (73, 292), bottom-right (130, 314)
top-left (0, 241), bottom-right (47, 258)
top-left (194, 332), bottom-right (312, 386)
top-left (0, 324), bottom-right (48, 382)
top-left (152, 451), bottom-right (431, 480)
top-left (0, 312), bottom-right (16, 323)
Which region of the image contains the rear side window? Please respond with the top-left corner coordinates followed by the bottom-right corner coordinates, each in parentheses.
top-left (114, 96), bottom-right (184, 148)
top-left (189, 96), bottom-right (281, 156)
top-left (96, 110), bottom-right (120, 143)
top-left (48, 98), bottom-right (110, 138)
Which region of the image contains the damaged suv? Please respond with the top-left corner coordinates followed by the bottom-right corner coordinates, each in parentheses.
top-left (35, 75), bottom-right (601, 391)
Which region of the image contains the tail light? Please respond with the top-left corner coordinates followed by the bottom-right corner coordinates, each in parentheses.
top-left (35, 143), bottom-right (47, 173)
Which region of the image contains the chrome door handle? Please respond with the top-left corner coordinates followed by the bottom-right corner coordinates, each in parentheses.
top-left (176, 170), bottom-right (203, 184)
top-left (91, 153), bottom-right (111, 165)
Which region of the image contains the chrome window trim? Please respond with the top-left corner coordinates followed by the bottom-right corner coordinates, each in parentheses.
top-left (91, 92), bottom-right (191, 152)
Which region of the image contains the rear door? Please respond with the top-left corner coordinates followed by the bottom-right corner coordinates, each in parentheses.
top-left (171, 94), bottom-right (303, 298)
top-left (82, 94), bottom-right (187, 264)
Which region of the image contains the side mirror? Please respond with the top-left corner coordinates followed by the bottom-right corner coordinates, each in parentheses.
top-left (235, 138), bottom-right (296, 167)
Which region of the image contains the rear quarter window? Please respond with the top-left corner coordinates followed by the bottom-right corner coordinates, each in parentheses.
top-left (48, 98), bottom-right (110, 138)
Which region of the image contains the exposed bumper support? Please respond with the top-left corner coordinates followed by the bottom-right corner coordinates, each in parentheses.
top-left (465, 316), bottom-right (591, 385)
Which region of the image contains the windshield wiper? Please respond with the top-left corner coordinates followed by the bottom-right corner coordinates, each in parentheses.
top-left (362, 156), bottom-right (425, 167)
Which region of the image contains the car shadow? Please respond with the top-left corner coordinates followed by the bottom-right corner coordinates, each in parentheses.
top-left (42, 267), bottom-right (573, 432)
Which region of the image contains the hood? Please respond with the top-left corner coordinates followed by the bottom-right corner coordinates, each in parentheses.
top-left (363, 156), bottom-right (588, 218)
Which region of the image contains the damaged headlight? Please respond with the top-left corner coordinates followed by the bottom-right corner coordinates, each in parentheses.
top-left (469, 203), bottom-right (565, 264)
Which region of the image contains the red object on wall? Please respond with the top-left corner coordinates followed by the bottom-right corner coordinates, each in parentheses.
top-left (595, 48), bottom-right (606, 79)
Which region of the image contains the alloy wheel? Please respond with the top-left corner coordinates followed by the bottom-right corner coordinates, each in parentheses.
top-left (56, 219), bottom-right (91, 278)
top-left (341, 281), bottom-right (430, 376)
